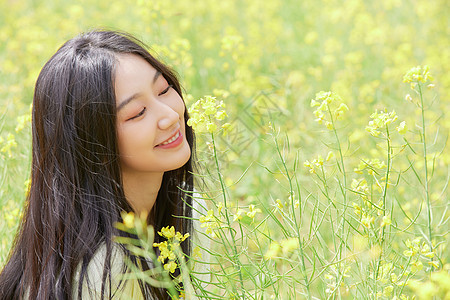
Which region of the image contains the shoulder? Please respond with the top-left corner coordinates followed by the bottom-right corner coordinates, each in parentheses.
top-left (189, 192), bottom-right (212, 285)
top-left (72, 244), bottom-right (143, 299)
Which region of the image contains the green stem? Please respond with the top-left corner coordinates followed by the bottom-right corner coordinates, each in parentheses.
top-left (418, 83), bottom-right (433, 264)
top-left (326, 103), bottom-right (348, 293)
top-left (272, 131), bottom-right (312, 299)
top-left (210, 129), bottom-right (245, 297)
top-left (375, 125), bottom-right (391, 286)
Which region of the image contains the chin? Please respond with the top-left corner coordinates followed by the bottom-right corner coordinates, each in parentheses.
top-left (168, 146), bottom-right (191, 172)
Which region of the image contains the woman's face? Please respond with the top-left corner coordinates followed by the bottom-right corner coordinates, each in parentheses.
top-left (115, 54), bottom-right (191, 177)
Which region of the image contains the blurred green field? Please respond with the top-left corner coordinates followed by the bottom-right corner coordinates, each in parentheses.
top-left (1, 0), bottom-right (449, 298)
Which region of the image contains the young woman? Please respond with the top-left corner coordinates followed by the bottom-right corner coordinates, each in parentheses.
top-left (0, 30), bottom-right (198, 299)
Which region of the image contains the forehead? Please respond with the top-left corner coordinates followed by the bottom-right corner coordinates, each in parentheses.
top-left (115, 53), bottom-right (157, 80)
top-left (114, 54), bottom-right (159, 102)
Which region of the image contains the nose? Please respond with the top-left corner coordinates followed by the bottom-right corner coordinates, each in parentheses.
top-left (157, 103), bottom-right (180, 130)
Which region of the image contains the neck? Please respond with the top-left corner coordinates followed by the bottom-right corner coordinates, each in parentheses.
top-left (121, 171), bottom-right (164, 215)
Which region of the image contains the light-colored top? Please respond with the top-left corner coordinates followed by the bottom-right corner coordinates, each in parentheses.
top-left (72, 244), bottom-right (144, 299)
top-left (72, 195), bottom-right (210, 299)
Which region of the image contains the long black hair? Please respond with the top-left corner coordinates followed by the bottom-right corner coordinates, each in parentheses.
top-left (0, 30), bottom-right (195, 299)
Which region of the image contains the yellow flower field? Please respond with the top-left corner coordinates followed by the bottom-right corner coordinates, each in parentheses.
top-left (1, 0), bottom-right (448, 298)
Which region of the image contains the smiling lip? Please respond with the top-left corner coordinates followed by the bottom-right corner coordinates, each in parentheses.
top-left (156, 130), bottom-right (183, 149)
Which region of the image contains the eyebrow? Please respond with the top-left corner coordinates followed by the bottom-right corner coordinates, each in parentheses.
top-left (116, 71), bottom-right (162, 112)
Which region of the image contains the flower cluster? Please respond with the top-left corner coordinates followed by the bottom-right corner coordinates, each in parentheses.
top-left (351, 178), bottom-right (385, 227)
top-left (199, 209), bottom-right (220, 237)
top-left (310, 91), bottom-right (348, 130)
top-left (403, 237), bottom-right (438, 270)
top-left (304, 152), bottom-right (334, 174)
top-left (403, 66), bottom-right (435, 111)
top-left (365, 109), bottom-right (398, 137)
top-left (187, 95), bottom-right (230, 134)
top-left (354, 158), bottom-right (387, 175)
top-left (403, 65), bottom-right (434, 88)
top-left (199, 203), bottom-right (262, 237)
top-left (246, 204), bottom-right (261, 220)
top-left (153, 226), bottom-right (190, 273)
top-left (231, 204), bottom-right (263, 222)
top-left (273, 194), bottom-right (299, 211)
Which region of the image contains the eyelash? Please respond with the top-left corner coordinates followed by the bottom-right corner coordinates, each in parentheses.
top-left (127, 107), bottom-right (146, 121)
top-left (159, 84), bottom-right (172, 96)
top-left (126, 85), bottom-right (172, 121)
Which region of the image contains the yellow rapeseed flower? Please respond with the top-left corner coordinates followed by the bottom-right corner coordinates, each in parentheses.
top-left (199, 210), bottom-right (219, 237)
top-left (396, 121), bottom-right (407, 135)
top-left (233, 208), bottom-right (245, 222)
top-left (411, 260), bottom-right (423, 273)
top-left (276, 199), bottom-right (284, 210)
top-left (217, 202), bottom-right (223, 214)
top-left (264, 242), bottom-right (280, 260)
top-left (246, 204), bottom-right (260, 219)
top-left (187, 96), bottom-right (228, 134)
top-left (381, 215), bottom-right (392, 227)
top-left (175, 232), bottom-right (190, 242)
top-left (215, 110), bottom-right (227, 120)
top-left (403, 250), bottom-right (413, 257)
top-left (281, 238), bottom-right (298, 256)
top-left (366, 109), bottom-right (398, 137)
top-left (352, 202), bottom-right (362, 216)
top-left (122, 212), bottom-right (135, 229)
top-left (310, 91), bottom-right (347, 129)
top-left (361, 213), bottom-right (374, 228)
top-left (326, 151), bottom-right (334, 162)
top-left (159, 226), bottom-right (176, 239)
top-left (383, 286), bottom-right (393, 297)
top-left (193, 246), bottom-right (202, 259)
top-left (206, 122), bottom-right (217, 133)
top-left (403, 65), bottom-right (434, 85)
top-left (164, 260), bottom-right (177, 273)
top-left (221, 122), bottom-right (232, 136)
top-left (428, 261), bottom-right (439, 269)
top-left (304, 160), bottom-right (315, 173)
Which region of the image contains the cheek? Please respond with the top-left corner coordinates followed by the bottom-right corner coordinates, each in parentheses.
top-left (117, 121), bottom-right (158, 154)
top-left (116, 128), bottom-right (130, 157)
top-left (172, 94), bottom-right (186, 116)
top-left (116, 125), bottom-right (144, 155)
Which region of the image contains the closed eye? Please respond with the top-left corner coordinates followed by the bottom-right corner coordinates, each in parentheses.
top-left (127, 107), bottom-right (146, 121)
top-left (158, 85), bottom-right (172, 96)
